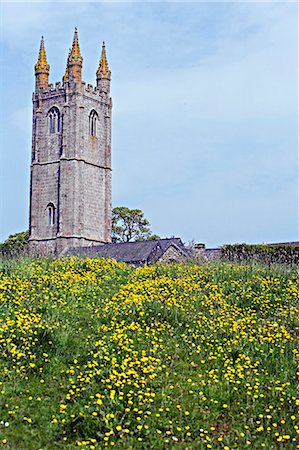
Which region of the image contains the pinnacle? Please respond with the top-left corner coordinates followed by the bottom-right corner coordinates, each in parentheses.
top-left (63, 48), bottom-right (71, 82)
top-left (35, 36), bottom-right (50, 73)
top-left (97, 41), bottom-right (111, 79)
top-left (68, 27), bottom-right (83, 64)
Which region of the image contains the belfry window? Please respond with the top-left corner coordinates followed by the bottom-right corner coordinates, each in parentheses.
top-left (47, 203), bottom-right (55, 226)
top-left (48, 107), bottom-right (60, 133)
top-left (89, 110), bottom-right (98, 136)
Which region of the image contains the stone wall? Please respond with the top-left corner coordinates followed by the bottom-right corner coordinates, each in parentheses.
top-left (29, 78), bottom-right (112, 256)
top-left (158, 245), bottom-right (189, 264)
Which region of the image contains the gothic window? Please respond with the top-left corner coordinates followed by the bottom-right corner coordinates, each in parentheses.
top-left (47, 203), bottom-right (55, 226)
top-left (48, 107), bottom-right (60, 133)
top-left (89, 110), bottom-right (98, 136)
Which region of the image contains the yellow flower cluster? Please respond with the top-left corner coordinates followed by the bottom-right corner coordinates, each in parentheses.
top-left (0, 258), bottom-right (298, 449)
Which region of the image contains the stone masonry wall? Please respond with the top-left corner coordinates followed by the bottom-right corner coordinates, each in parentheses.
top-left (158, 245), bottom-right (189, 264)
top-left (29, 79), bottom-right (112, 256)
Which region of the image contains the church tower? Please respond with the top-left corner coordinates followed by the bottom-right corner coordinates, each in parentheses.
top-left (29, 30), bottom-right (112, 255)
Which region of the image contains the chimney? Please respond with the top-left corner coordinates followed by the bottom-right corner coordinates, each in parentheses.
top-left (193, 243), bottom-right (206, 261)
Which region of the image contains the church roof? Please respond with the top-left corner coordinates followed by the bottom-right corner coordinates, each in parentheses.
top-left (65, 238), bottom-right (188, 265)
top-left (157, 238), bottom-right (185, 252)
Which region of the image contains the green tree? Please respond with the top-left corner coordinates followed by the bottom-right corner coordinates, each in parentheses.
top-left (0, 231), bottom-right (29, 258)
top-left (112, 207), bottom-right (159, 243)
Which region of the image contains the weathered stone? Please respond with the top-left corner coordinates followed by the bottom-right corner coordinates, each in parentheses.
top-left (29, 34), bottom-right (112, 256)
top-left (193, 243), bottom-right (206, 261)
top-left (157, 244), bottom-right (189, 263)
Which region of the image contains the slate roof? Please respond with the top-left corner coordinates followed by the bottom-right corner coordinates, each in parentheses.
top-left (158, 238), bottom-right (184, 252)
top-left (65, 238), bottom-right (188, 265)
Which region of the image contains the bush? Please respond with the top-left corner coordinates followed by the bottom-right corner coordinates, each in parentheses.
top-left (221, 243), bottom-right (299, 266)
top-left (0, 230), bottom-right (29, 258)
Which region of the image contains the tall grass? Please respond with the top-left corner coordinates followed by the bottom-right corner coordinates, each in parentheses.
top-left (0, 258), bottom-right (298, 449)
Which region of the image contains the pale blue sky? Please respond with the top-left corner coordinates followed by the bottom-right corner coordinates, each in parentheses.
top-left (0, 1), bottom-right (298, 247)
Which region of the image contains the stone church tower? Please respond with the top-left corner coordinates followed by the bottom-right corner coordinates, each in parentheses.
top-left (28, 30), bottom-right (112, 255)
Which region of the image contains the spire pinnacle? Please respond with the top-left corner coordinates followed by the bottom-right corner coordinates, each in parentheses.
top-left (35, 36), bottom-right (50, 74)
top-left (63, 48), bottom-right (71, 82)
top-left (68, 27), bottom-right (83, 65)
top-left (67, 28), bottom-right (83, 82)
top-left (97, 41), bottom-right (111, 79)
top-left (35, 36), bottom-right (50, 91)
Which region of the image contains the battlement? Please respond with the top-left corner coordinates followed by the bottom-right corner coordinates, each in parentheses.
top-left (36, 80), bottom-right (105, 99)
top-left (32, 80), bottom-right (110, 105)
top-left (84, 82), bottom-right (101, 97)
top-left (35, 82), bottom-right (65, 99)
top-left (80, 81), bottom-right (103, 96)
top-left (34, 31), bottom-right (111, 99)
top-left (47, 82), bottom-right (63, 91)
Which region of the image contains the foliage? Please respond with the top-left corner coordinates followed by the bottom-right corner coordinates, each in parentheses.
top-left (0, 258), bottom-right (298, 449)
top-left (112, 206), bottom-right (159, 243)
top-left (0, 230), bottom-right (29, 258)
top-left (222, 243), bottom-right (299, 266)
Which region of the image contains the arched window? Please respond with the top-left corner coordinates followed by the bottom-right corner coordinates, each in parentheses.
top-left (48, 107), bottom-right (60, 134)
top-left (47, 203), bottom-right (55, 226)
top-left (89, 110), bottom-right (98, 137)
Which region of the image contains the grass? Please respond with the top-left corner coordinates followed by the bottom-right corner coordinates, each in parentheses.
top-left (0, 257), bottom-right (298, 449)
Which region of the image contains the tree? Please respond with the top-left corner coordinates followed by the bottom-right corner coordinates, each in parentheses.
top-left (112, 207), bottom-right (159, 243)
top-left (0, 231), bottom-right (29, 258)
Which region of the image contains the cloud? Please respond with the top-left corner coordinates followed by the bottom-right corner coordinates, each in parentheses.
top-left (0, 2), bottom-right (298, 245)
top-left (113, 3), bottom-right (297, 121)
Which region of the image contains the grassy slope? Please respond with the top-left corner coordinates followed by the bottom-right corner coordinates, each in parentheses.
top-left (0, 258), bottom-right (298, 449)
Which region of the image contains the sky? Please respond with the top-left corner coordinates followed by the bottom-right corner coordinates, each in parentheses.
top-left (0, 1), bottom-right (298, 248)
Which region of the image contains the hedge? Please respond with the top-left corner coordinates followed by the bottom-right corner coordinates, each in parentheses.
top-left (221, 243), bottom-right (299, 266)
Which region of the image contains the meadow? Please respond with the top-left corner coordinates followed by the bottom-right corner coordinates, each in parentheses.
top-left (0, 257), bottom-right (298, 449)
